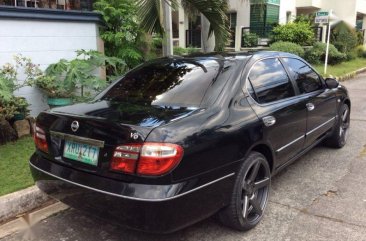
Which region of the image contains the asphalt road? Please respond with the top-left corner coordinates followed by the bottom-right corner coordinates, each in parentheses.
top-left (2, 75), bottom-right (366, 241)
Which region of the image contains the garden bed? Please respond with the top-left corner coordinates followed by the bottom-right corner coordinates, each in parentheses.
top-left (0, 136), bottom-right (35, 196)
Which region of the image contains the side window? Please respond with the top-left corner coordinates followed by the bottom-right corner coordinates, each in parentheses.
top-left (282, 58), bottom-right (323, 94)
top-left (248, 58), bottom-right (295, 104)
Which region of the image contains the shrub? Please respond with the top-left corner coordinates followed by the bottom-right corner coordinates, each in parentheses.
top-left (269, 41), bottom-right (305, 57)
top-left (294, 14), bottom-right (315, 25)
top-left (355, 45), bottom-right (366, 58)
top-left (34, 50), bottom-right (124, 99)
top-left (186, 47), bottom-right (201, 54)
top-left (173, 47), bottom-right (187, 56)
top-left (271, 22), bottom-right (315, 46)
top-left (304, 42), bottom-right (347, 65)
top-left (330, 21), bottom-right (358, 54)
top-left (242, 32), bottom-right (259, 47)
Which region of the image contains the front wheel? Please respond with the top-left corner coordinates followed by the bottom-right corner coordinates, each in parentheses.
top-left (218, 152), bottom-right (271, 231)
top-left (324, 103), bottom-right (350, 148)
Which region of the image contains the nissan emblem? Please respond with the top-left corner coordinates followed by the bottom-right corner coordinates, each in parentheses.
top-left (71, 121), bottom-right (79, 132)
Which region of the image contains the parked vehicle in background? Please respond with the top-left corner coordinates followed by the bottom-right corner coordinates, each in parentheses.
top-left (30, 51), bottom-right (350, 233)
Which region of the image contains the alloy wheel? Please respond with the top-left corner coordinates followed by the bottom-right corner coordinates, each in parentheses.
top-left (241, 160), bottom-right (270, 223)
top-left (339, 106), bottom-right (350, 143)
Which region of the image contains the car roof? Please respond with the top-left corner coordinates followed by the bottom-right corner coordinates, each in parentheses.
top-left (168, 51), bottom-right (300, 63)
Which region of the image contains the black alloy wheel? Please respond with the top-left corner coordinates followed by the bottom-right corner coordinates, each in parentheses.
top-left (325, 103), bottom-right (350, 148)
top-left (219, 152), bottom-right (271, 231)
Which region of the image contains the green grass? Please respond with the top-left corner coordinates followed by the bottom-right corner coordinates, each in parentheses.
top-left (0, 136), bottom-right (35, 196)
top-left (314, 58), bottom-right (366, 77)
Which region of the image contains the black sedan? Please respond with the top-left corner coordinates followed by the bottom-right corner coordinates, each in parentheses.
top-left (30, 51), bottom-right (350, 233)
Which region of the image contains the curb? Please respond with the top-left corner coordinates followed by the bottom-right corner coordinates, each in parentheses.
top-left (0, 186), bottom-right (51, 224)
top-left (0, 202), bottom-right (68, 239)
top-left (337, 66), bottom-right (366, 82)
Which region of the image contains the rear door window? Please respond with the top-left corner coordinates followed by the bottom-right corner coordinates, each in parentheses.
top-left (282, 58), bottom-right (323, 94)
top-left (247, 58), bottom-right (295, 104)
top-left (102, 59), bottom-right (220, 108)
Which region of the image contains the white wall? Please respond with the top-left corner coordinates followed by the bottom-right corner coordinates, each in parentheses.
top-left (321, 0), bottom-right (357, 27)
top-left (280, 0), bottom-right (297, 24)
top-left (228, 0), bottom-right (250, 51)
top-left (0, 19), bottom-right (100, 117)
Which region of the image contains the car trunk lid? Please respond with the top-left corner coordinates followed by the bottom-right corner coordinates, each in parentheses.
top-left (35, 100), bottom-right (196, 181)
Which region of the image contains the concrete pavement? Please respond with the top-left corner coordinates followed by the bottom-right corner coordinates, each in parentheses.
top-left (1, 74), bottom-right (366, 241)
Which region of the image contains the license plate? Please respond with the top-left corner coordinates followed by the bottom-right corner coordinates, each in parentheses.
top-left (63, 140), bottom-right (99, 166)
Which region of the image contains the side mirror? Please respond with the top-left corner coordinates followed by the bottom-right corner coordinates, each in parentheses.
top-left (325, 78), bottom-right (339, 89)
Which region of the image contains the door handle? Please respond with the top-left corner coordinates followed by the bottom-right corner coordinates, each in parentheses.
top-left (262, 116), bottom-right (276, 127)
top-left (306, 103), bottom-right (315, 111)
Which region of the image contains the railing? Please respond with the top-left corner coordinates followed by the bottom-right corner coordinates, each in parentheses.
top-left (186, 29), bottom-right (201, 48)
top-left (0, 0), bottom-right (93, 11)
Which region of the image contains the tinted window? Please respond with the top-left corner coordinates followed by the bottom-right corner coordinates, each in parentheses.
top-left (102, 59), bottom-right (219, 107)
top-left (248, 58), bottom-right (295, 104)
top-left (282, 58), bottom-right (323, 94)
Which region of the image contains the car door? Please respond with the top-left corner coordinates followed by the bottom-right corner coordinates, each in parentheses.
top-left (281, 57), bottom-right (337, 148)
top-left (245, 58), bottom-right (307, 168)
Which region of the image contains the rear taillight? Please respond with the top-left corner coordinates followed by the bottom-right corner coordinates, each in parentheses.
top-left (111, 143), bottom-right (184, 176)
top-left (33, 124), bottom-right (49, 153)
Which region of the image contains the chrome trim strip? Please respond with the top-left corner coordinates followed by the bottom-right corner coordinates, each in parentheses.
top-left (276, 135), bottom-right (305, 153)
top-left (29, 162), bottom-right (235, 202)
top-left (50, 131), bottom-right (105, 148)
top-left (306, 117), bottom-right (336, 136)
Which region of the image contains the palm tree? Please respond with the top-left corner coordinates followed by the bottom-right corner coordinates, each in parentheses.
top-left (137, 0), bottom-right (230, 55)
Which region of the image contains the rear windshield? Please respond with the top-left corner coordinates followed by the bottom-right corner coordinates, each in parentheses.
top-left (101, 59), bottom-right (220, 108)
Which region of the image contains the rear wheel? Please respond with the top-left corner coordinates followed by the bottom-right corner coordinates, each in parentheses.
top-left (325, 103), bottom-right (350, 148)
top-left (218, 152), bottom-right (271, 231)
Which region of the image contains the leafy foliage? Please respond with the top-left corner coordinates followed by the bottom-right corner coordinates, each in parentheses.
top-left (94, 0), bottom-right (145, 71)
top-left (34, 50), bottom-right (123, 99)
top-left (294, 14), bottom-right (315, 26)
top-left (304, 42), bottom-right (347, 65)
top-left (0, 55), bottom-right (38, 120)
top-left (0, 55), bottom-right (41, 102)
top-left (355, 45), bottom-right (366, 58)
top-left (330, 21), bottom-right (358, 56)
top-left (0, 97), bottom-right (29, 120)
top-left (269, 41), bottom-right (305, 57)
top-left (271, 22), bottom-right (315, 46)
top-left (173, 47), bottom-right (201, 55)
top-left (137, 0), bottom-right (230, 51)
top-left (242, 32), bottom-right (259, 48)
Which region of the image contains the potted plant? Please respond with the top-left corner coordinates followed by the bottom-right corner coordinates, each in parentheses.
top-left (34, 50), bottom-right (124, 108)
top-left (34, 74), bottom-right (74, 108)
top-left (12, 97), bottom-right (30, 120)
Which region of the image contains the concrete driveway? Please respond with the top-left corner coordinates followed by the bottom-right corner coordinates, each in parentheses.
top-left (2, 75), bottom-right (366, 241)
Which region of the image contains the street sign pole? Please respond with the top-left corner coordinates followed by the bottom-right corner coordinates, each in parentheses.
top-left (324, 21), bottom-right (331, 75)
top-left (315, 10), bottom-right (332, 75)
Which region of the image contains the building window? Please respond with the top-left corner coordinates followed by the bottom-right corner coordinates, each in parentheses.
top-left (0, 0), bottom-right (93, 11)
top-left (227, 12), bottom-right (237, 48)
top-left (250, 0), bottom-right (280, 38)
top-left (228, 12), bottom-right (237, 29)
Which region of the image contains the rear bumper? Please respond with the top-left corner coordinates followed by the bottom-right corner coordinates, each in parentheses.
top-left (29, 153), bottom-right (235, 233)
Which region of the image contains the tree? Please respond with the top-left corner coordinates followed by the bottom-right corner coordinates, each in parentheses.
top-left (137, 0), bottom-right (230, 54)
top-left (94, 0), bottom-right (147, 71)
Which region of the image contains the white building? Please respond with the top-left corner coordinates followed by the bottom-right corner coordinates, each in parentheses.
top-left (0, 1), bottom-right (103, 116)
top-left (172, 0), bottom-right (366, 51)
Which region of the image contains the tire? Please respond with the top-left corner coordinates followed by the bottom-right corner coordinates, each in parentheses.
top-left (218, 152), bottom-right (271, 231)
top-left (324, 103), bottom-right (350, 148)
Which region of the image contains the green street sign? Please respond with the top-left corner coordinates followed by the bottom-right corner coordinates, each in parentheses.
top-left (316, 11), bottom-right (329, 17)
